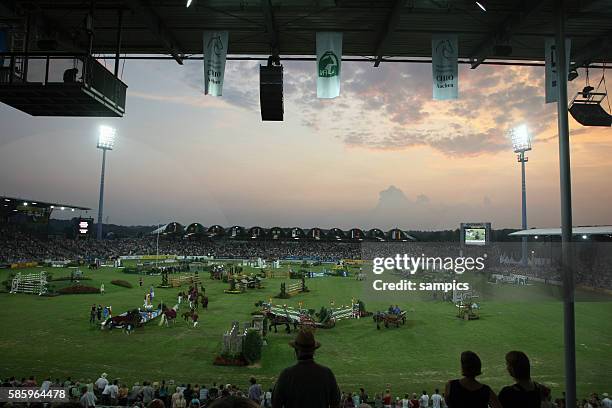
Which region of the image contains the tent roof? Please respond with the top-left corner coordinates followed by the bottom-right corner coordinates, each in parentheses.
top-left (509, 226), bottom-right (612, 237)
top-left (1, 0), bottom-right (611, 68)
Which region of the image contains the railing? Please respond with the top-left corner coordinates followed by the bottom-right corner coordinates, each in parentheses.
top-left (0, 52), bottom-right (127, 109)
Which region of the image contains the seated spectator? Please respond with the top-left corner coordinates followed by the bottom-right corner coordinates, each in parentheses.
top-left (498, 351), bottom-right (550, 408)
top-left (272, 329), bottom-right (340, 408)
top-left (445, 351), bottom-right (501, 408)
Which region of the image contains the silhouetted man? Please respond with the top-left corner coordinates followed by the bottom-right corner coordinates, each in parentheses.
top-left (272, 330), bottom-right (340, 408)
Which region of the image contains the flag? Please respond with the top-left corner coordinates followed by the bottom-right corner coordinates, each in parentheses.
top-left (432, 34), bottom-right (459, 100)
top-left (316, 32), bottom-right (343, 98)
top-left (203, 31), bottom-right (229, 96)
top-left (545, 37), bottom-right (571, 103)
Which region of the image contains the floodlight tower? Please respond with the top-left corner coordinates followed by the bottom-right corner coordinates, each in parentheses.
top-left (96, 125), bottom-right (116, 240)
top-left (511, 124), bottom-right (532, 266)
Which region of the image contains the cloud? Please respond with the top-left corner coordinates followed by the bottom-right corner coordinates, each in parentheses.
top-left (368, 185), bottom-right (502, 230)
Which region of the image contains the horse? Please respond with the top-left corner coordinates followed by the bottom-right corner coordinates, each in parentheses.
top-left (373, 311), bottom-right (406, 329)
top-left (102, 309), bottom-right (141, 334)
top-left (181, 309), bottom-right (199, 328)
top-left (159, 305), bottom-right (178, 327)
top-left (199, 294), bottom-right (209, 310)
top-left (264, 311), bottom-right (297, 333)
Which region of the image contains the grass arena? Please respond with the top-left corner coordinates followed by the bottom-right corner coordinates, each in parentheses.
top-left (1, 260), bottom-right (611, 397)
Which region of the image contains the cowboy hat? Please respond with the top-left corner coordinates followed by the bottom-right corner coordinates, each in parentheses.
top-left (101, 373), bottom-right (108, 378)
top-left (289, 329), bottom-right (321, 351)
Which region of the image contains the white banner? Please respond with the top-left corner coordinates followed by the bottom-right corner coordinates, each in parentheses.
top-left (432, 34), bottom-right (458, 100)
top-left (203, 31), bottom-right (229, 96)
top-left (545, 37), bottom-right (571, 103)
top-left (316, 32), bottom-right (343, 99)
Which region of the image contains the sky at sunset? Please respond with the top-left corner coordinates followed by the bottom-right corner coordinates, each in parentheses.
top-left (0, 58), bottom-right (611, 230)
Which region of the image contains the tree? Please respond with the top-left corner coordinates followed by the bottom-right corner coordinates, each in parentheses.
top-left (242, 330), bottom-right (263, 364)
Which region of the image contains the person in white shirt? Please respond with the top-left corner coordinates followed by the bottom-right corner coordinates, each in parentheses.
top-left (400, 394), bottom-right (411, 408)
top-left (40, 378), bottom-right (52, 392)
top-left (431, 389), bottom-right (444, 408)
top-left (602, 393), bottom-right (612, 408)
top-left (419, 391), bottom-right (430, 408)
top-left (94, 373), bottom-right (108, 394)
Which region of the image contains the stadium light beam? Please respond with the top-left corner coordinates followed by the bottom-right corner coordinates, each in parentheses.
top-left (96, 125), bottom-right (116, 240)
top-left (510, 124), bottom-right (532, 267)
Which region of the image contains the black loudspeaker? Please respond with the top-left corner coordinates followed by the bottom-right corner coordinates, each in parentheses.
top-left (569, 103), bottom-right (612, 127)
top-left (260, 64), bottom-right (284, 121)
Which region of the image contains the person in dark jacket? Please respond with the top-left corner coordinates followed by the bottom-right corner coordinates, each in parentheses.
top-left (272, 330), bottom-right (340, 408)
top-left (498, 351), bottom-right (551, 408)
top-left (445, 351), bottom-right (502, 408)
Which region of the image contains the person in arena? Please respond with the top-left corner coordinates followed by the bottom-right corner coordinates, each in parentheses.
top-left (89, 304), bottom-right (97, 324)
top-left (445, 351), bottom-right (501, 408)
top-left (498, 351), bottom-right (550, 408)
top-left (272, 329), bottom-right (340, 408)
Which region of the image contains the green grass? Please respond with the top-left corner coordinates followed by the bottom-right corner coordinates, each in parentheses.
top-left (0, 264), bottom-right (611, 399)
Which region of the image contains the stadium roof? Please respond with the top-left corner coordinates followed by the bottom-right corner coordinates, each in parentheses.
top-left (509, 226), bottom-right (612, 237)
top-left (1, 0), bottom-right (611, 68)
top-left (0, 196), bottom-right (91, 211)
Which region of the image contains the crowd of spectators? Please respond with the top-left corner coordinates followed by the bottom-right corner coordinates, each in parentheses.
top-left (1, 331), bottom-right (610, 408)
top-left (0, 228), bottom-right (361, 264)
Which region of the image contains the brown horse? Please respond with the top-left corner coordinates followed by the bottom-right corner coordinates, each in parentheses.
top-left (159, 305), bottom-right (178, 327)
top-left (182, 309), bottom-right (199, 327)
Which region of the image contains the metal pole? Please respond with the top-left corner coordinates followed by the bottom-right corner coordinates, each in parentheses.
top-left (114, 10), bottom-right (123, 77)
top-left (96, 148), bottom-right (107, 240)
top-left (520, 152), bottom-right (528, 266)
top-left (156, 223), bottom-right (160, 267)
top-left (555, 0), bottom-right (576, 406)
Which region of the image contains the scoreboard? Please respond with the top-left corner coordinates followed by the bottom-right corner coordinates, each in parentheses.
top-left (75, 217), bottom-right (94, 238)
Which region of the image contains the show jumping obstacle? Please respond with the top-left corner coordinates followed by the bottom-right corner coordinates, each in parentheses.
top-left (10, 272), bottom-right (49, 295)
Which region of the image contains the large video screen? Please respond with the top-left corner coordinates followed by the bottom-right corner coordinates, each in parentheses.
top-left (465, 227), bottom-right (486, 245)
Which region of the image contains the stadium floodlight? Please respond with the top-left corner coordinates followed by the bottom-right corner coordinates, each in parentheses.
top-left (510, 123), bottom-right (533, 267)
top-left (186, 0), bottom-right (193, 7)
top-left (511, 124), bottom-right (532, 153)
top-left (475, 1), bottom-right (486, 11)
top-left (96, 126), bottom-right (117, 240)
top-left (97, 125), bottom-right (116, 150)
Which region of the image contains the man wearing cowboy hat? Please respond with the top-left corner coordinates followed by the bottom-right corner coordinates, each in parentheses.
top-left (94, 373), bottom-right (108, 396)
top-left (272, 329), bottom-right (340, 408)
